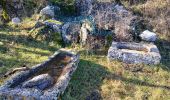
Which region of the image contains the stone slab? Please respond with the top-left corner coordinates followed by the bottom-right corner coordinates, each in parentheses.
top-left (107, 42), bottom-right (161, 64)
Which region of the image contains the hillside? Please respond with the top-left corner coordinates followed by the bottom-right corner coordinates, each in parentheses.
top-left (0, 0), bottom-right (170, 99)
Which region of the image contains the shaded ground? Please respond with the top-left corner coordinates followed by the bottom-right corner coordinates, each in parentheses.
top-left (0, 19), bottom-right (170, 100)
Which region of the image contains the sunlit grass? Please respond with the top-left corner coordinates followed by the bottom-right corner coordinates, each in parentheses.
top-left (0, 16), bottom-right (170, 100)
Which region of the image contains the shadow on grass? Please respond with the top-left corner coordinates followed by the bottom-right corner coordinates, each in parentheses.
top-left (62, 59), bottom-right (170, 100)
top-left (0, 57), bottom-right (33, 75)
top-left (0, 25), bottom-right (21, 33)
top-left (156, 39), bottom-right (170, 70)
top-left (0, 33), bottom-right (58, 52)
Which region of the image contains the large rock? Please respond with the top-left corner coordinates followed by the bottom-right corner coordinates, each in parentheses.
top-left (91, 2), bottom-right (117, 30)
top-left (113, 5), bottom-right (137, 41)
top-left (75, 1), bottom-right (138, 41)
top-left (40, 6), bottom-right (55, 18)
top-left (44, 19), bottom-right (63, 33)
top-left (80, 20), bottom-right (93, 45)
top-left (107, 42), bottom-right (161, 65)
top-left (139, 30), bottom-right (157, 42)
top-left (75, 0), bottom-right (94, 16)
top-left (61, 20), bottom-right (93, 44)
top-left (62, 22), bottom-right (81, 44)
top-left (22, 74), bottom-right (54, 90)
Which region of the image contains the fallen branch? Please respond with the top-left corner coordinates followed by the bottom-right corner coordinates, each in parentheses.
top-left (4, 67), bottom-right (30, 78)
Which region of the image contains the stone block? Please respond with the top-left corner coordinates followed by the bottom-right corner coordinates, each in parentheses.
top-left (107, 42), bottom-right (161, 64)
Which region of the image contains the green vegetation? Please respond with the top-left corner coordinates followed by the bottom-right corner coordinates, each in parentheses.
top-left (50, 0), bottom-right (76, 15)
top-left (0, 0), bottom-right (170, 99)
top-left (0, 0), bottom-right (9, 21)
top-left (0, 17), bottom-right (170, 99)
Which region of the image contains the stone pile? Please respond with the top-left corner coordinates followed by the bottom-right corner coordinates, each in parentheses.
top-left (36, 0), bottom-right (161, 64)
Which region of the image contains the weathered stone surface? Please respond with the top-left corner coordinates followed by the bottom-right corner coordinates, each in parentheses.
top-left (61, 22), bottom-right (81, 44)
top-left (22, 74), bottom-right (54, 90)
top-left (44, 19), bottom-right (63, 33)
top-left (107, 42), bottom-right (161, 64)
top-left (140, 30), bottom-right (157, 42)
top-left (75, 1), bottom-right (139, 41)
top-left (12, 17), bottom-right (21, 24)
top-left (0, 49), bottom-right (80, 100)
top-left (113, 5), bottom-right (137, 41)
top-left (80, 20), bottom-right (93, 45)
top-left (91, 2), bottom-right (117, 30)
top-left (75, 0), bottom-right (95, 16)
top-left (40, 6), bottom-right (55, 18)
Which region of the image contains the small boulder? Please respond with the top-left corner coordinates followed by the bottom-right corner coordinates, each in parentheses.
top-left (22, 74), bottom-right (54, 90)
top-left (40, 6), bottom-right (55, 18)
top-left (140, 30), bottom-right (157, 42)
top-left (12, 17), bottom-right (21, 25)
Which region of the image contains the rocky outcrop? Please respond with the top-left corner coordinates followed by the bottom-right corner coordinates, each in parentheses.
top-left (40, 6), bottom-right (55, 18)
top-left (75, 0), bottom-right (139, 42)
top-left (114, 5), bottom-right (137, 41)
top-left (75, 0), bottom-right (94, 16)
top-left (107, 42), bottom-right (161, 64)
top-left (44, 19), bottom-right (63, 33)
top-left (61, 22), bottom-right (81, 44)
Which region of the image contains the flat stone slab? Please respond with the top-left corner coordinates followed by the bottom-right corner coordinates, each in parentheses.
top-left (0, 49), bottom-right (79, 100)
top-left (107, 42), bottom-right (161, 64)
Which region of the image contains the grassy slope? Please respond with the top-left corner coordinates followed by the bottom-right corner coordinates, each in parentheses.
top-left (0, 0), bottom-right (170, 99)
top-left (0, 18), bottom-right (170, 100)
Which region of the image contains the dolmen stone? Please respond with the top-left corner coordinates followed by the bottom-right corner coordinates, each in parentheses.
top-left (22, 74), bottom-right (54, 90)
top-left (107, 42), bottom-right (161, 65)
top-left (0, 49), bottom-right (79, 100)
top-left (140, 30), bottom-right (157, 42)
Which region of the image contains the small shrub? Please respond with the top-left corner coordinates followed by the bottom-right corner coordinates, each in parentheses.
top-left (50, 0), bottom-right (76, 15)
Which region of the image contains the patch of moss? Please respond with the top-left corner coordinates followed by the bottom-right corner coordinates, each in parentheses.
top-left (46, 19), bottom-right (63, 25)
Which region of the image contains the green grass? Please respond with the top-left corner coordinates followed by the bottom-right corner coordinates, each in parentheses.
top-left (0, 18), bottom-right (170, 100)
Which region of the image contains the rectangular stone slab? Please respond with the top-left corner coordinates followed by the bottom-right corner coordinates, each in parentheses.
top-left (0, 49), bottom-right (79, 100)
top-left (107, 42), bottom-right (161, 65)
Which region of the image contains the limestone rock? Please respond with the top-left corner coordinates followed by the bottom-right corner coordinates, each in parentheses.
top-left (113, 5), bottom-right (137, 41)
top-left (62, 22), bottom-right (81, 44)
top-left (80, 20), bottom-right (93, 45)
top-left (91, 2), bottom-right (117, 30)
top-left (44, 19), bottom-right (62, 33)
top-left (108, 42), bottom-right (161, 65)
top-left (12, 17), bottom-right (21, 24)
top-left (75, 0), bottom-right (94, 16)
top-left (22, 74), bottom-right (54, 90)
top-left (40, 6), bottom-right (55, 18)
top-left (140, 30), bottom-right (157, 42)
